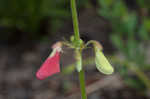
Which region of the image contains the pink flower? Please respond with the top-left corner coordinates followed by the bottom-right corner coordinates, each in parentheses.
top-left (36, 42), bottom-right (62, 80)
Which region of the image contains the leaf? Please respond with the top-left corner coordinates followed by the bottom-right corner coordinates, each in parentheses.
top-left (95, 46), bottom-right (114, 75)
top-left (111, 34), bottom-right (124, 51)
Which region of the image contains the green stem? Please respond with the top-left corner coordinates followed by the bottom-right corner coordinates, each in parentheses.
top-left (70, 0), bottom-right (87, 98)
top-left (71, 0), bottom-right (80, 41)
top-left (79, 70), bottom-right (87, 99)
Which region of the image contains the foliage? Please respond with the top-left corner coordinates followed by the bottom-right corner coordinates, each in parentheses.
top-left (98, 0), bottom-right (150, 93)
top-left (0, 0), bottom-right (89, 39)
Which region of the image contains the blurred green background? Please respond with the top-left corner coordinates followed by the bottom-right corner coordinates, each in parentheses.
top-left (0, 0), bottom-right (150, 99)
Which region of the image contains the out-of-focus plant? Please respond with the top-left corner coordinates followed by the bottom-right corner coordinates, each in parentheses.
top-left (137, 0), bottom-right (150, 10)
top-left (98, 0), bottom-right (150, 94)
top-left (0, 0), bottom-right (89, 39)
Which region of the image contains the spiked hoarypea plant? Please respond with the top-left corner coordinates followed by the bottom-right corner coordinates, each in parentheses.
top-left (36, 0), bottom-right (114, 98)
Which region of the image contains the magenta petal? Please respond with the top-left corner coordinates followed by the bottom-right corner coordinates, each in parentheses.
top-left (36, 51), bottom-right (60, 80)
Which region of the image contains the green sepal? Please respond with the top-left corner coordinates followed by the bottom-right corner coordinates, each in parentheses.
top-left (75, 50), bottom-right (82, 72)
top-left (76, 57), bottom-right (82, 72)
top-left (70, 35), bottom-right (75, 42)
top-left (70, 35), bottom-right (83, 48)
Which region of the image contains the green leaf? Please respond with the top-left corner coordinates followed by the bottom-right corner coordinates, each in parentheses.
top-left (95, 46), bottom-right (114, 75)
top-left (123, 13), bottom-right (137, 36)
top-left (111, 34), bottom-right (124, 51)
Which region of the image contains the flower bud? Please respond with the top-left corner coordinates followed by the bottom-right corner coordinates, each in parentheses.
top-left (75, 50), bottom-right (82, 72)
top-left (93, 41), bottom-right (114, 75)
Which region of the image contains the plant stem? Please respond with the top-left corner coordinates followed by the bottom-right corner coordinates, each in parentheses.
top-left (79, 70), bottom-right (87, 99)
top-left (70, 0), bottom-right (87, 98)
top-left (71, 0), bottom-right (80, 41)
